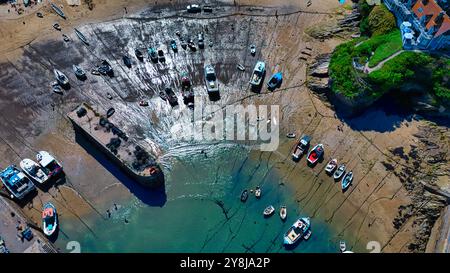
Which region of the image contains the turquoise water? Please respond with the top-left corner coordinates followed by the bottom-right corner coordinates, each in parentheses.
top-left (339, 0), bottom-right (346, 4)
top-left (56, 145), bottom-right (339, 253)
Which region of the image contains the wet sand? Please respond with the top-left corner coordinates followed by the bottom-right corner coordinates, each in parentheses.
top-left (0, 0), bottom-right (448, 252)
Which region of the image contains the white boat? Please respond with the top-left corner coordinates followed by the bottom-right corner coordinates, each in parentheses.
top-left (333, 164), bottom-right (346, 180)
top-left (204, 64), bottom-right (219, 93)
top-left (36, 151), bottom-right (63, 178)
top-left (53, 68), bottom-right (69, 86)
top-left (42, 202), bottom-right (58, 237)
top-left (255, 186), bottom-right (261, 198)
top-left (325, 158), bottom-right (338, 174)
top-left (20, 159), bottom-right (49, 184)
top-left (340, 241), bottom-right (347, 252)
top-left (73, 64), bottom-right (86, 79)
top-left (303, 229), bottom-right (312, 240)
top-left (280, 206), bottom-right (287, 221)
top-left (250, 61), bottom-right (265, 86)
top-left (263, 205), bottom-right (275, 217)
top-left (283, 217), bottom-right (311, 245)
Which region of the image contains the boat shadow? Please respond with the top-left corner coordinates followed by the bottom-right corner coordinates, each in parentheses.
top-left (73, 130), bottom-right (167, 207)
top-left (284, 238), bottom-right (303, 251)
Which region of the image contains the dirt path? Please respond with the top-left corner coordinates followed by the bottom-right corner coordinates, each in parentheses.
top-left (364, 50), bottom-right (404, 74)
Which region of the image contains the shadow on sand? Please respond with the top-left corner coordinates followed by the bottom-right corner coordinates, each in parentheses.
top-left (73, 130), bottom-right (167, 207)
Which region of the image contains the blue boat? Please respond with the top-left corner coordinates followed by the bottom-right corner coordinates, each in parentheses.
top-left (267, 72), bottom-right (282, 90)
top-left (0, 165), bottom-right (36, 200)
top-left (283, 217), bottom-right (311, 245)
top-left (341, 171), bottom-right (353, 191)
top-left (51, 3), bottom-right (66, 19)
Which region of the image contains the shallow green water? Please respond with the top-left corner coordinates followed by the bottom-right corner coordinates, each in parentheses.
top-left (55, 145), bottom-right (340, 253)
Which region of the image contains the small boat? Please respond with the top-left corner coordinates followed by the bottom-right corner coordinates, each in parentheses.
top-left (333, 164), bottom-right (346, 180)
top-left (36, 151), bottom-right (63, 178)
top-left (106, 93), bottom-right (113, 100)
top-left (197, 32), bottom-right (204, 49)
top-left (98, 60), bottom-right (113, 76)
top-left (341, 171), bottom-right (353, 191)
top-left (91, 68), bottom-right (100, 76)
top-left (181, 41), bottom-right (187, 50)
top-left (240, 189), bottom-right (248, 202)
top-left (306, 144), bottom-right (324, 165)
top-left (325, 159), bottom-right (338, 174)
top-left (255, 186), bottom-right (261, 198)
top-left (159, 91), bottom-right (167, 101)
top-left (52, 23), bottom-right (61, 31)
top-left (340, 241), bottom-right (347, 252)
top-left (20, 159), bottom-right (49, 184)
top-left (53, 69), bottom-right (69, 86)
top-left (165, 87), bottom-right (178, 106)
top-left (52, 85), bottom-right (63, 94)
top-left (148, 47), bottom-right (158, 62)
top-left (0, 165), bottom-right (36, 200)
top-left (135, 48), bottom-right (144, 61)
top-left (283, 217), bottom-right (311, 245)
top-left (170, 40), bottom-right (178, 52)
top-left (303, 229), bottom-right (312, 240)
top-left (263, 205), bottom-right (275, 217)
top-left (307, 0), bottom-right (312, 7)
top-left (249, 44), bottom-right (256, 55)
top-left (292, 135), bottom-right (311, 161)
top-left (267, 72), bottom-right (282, 90)
top-left (74, 28), bottom-right (89, 45)
top-left (123, 55), bottom-right (132, 68)
top-left (158, 49), bottom-right (165, 62)
top-left (72, 64), bottom-right (86, 79)
top-left (106, 107), bottom-right (115, 118)
top-left (36, 12), bottom-right (43, 18)
top-left (250, 61), bottom-right (265, 87)
top-left (51, 3), bottom-right (66, 19)
top-left (62, 34), bottom-right (70, 42)
top-left (204, 64), bottom-right (219, 93)
top-left (280, 206), bottom-right (287, 221)
top-left (237, 64), bottom-right (245, 71)
top-left (139, 100), bottom-right (149, 107)
top-left (42, 202), bottom-right (58, 237)
top-left (286, 133), bottom-right (296, 138)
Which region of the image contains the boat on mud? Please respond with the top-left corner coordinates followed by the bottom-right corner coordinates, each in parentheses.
top-left (139, 100), bottom-right (149, 107)
top-left (250, 61), bottom-right (265, 87)
top-left (72, 64), bottom-right (86, 79)
top-left (0, 165), bottom-right (36, 200)
top-left (74, 28), bottom-right (89, 45)
top-left (267, 72), bottom-right (282, 90)
top-left (135, 48), bottom-right (144, 61)
top-left (204, 64), bottom-right (219, 93)
top-left (36, 151), bottom-right (63, 179)
top-left (303, 229), bottom-right (312, 240)
top-left (240, 189), bottom-right (248, 202)
top-left (123, 55), bottom-right (132, 68)
top-left (341, 171), bottom-right (353, 191)
top-left (325, 159), bottom-right (338, 175)
top-left (19, 159), bottom-right (49, 184)
top-left (280, 206), bottom-right (287, 221)
top-left (97, 60), bottom-right (113, 76)
top-left (165, 87), bottom-right (178, 106)
top-left (333, 164), bottom-right (346, 180)
top-left (181, 73), bottom-right (194, 104)
top-left (255, 186), bottom-right (261, 198)
top-left (237, 64), bottom-right (245, 71)
top-left (148, 47), bottom-right (158, 62)
top-left (53, 68), bottom-right (69, 86)
top-left (263, 205), bottom-right (275, 217)
top-left (170, 40), bottom-right (178, 52)
top-left (292, 135), bottom-right (311, 161)
top-left (51, 3), bottom-right (66, 19)
top-left (159, 91), bottom-right (167, 101)
top-left (283, 217), bottom-right (311, 245)
top-left (157, 49), bottom-right (165, 62)
top-left (52, 23), bottom-right (61, 31)
top-left (42, 202), bottom-right (58, 237)
top-left (307, 144), bottom-right (324, 165)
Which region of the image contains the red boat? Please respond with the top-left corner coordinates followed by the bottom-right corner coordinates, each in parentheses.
top-left (307, 144), bottom-right (324, 165)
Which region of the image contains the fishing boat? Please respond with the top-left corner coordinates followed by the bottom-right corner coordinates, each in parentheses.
top-left (267, 72), bottom-right (282, 90)
top-left (292, 135), bottom-right (311, 161)
top-left (286, 133), bottom-right (296, 138)
top-left (51, 3), bottom-right (66, 19)
top-left (74, 28), bottom-right (89, 45)
top-left (36, 151), bottom-right (63, 178)
top-left (325, 159), bottom-right (338, 175)
top-left (106, 107), bottom-right (115, 118)
top-left (123, 55), bottom-right (132, 68)
top-left (250, 61), bottom-right (265, 87)
top-left (19, 159), bottom-right (49, 184)
top-left (165, 87), bottom-right (178, 106)
top-left (135, 48), bottom-right (144, 61)
top-left (341, 171), bottom-right (353, 191)
top-left (159, 91), bottom-right (167, 101)
top-left (283, 217), bottom-right (311, 245)
top-left (340, 241), bottom-right (347, 252)
top-left (280, 206), bottom-right (287, 221)
top-left (72, 64), bottom-right (86, 79)
top-left (42, 202), bottom-right (58, 237)
top-left (240, 189), bottom-right (248, 202)
top-left (263, 205), bottom-right (275, 217)
top-left (255, 186), bottom-right (261, 198)
top-left (307, 144), bottom-right (324, 165)
top-left (53, 69), bottom-right (69, 86)
top-left (0, 165), bottom-right (36, 200)
top-left (333, 164), bottom-right (346, 180)
top-left (204, 64), bottom-right (219, 93)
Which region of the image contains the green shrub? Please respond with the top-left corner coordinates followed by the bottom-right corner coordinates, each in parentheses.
top-left (368, 4), bottom-right (396, 36)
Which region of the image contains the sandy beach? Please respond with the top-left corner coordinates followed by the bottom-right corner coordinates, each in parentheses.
top-left (0, 0), bottom-right (448, 253)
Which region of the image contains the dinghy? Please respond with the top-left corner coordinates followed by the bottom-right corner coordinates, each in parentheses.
top-left (240, 189), bottom-right (249, 202)
top-left (255, 186), bottom-right (261, 198)
top-left (325, 159), bottom-right (338, 174)
top-left (139, 100), bottom-right (149, 107)
top-left (280, 206), bottom-right (287, 221)
top-left (286, 133), bottom-right (296, 138)
top-left (123, 55), bottom-right (132, 68)
top-left (106, 107), bottom-right (115, 118)
top-left (307, 144), bottom-right (324, 165)
top-left (20, 159), bottom-right (49, 184)
top-left (341, 171), bottom-right (353, 191)
top-left (72, 64), bottom-right (86, 79)
top-left (159, 91), bottom-right (167, 101)
top-left (42, 202), bottom-right (58, 236)
top-left (53, 69), bottom-right (69, 86)
top-left (263, 205), bottom-right (275, 217)
top-left (333, 164), bottom-right (346, 180)
top-left (135, 48), bottom-right (144, 61)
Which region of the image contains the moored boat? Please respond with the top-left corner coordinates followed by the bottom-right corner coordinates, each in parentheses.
top-left (307, 144), bottom-right (324, 165)
top-left (325, 158), bottom-right (338, 174)
top-left (240, 189), bottom-right (248, 202)
top-left (165, 87), bottom-right (178, 106)
top-left (53, 68), bottom-right (69, 86)
top-left (303, 229), bottom-right (312, 240)
top-left (159, 91), bottom-right (167, 101)
top-left (135, 48), bottom-right (144, 61)
top-left (333, 164), bottom-right (346, 180)
top-left (250, 61), bottom-right (265, 87)
top-left (42, 202), bottom-right (58, 237)
top-left (263, 205), bottom-right (275, 217)
top-left (340, 241), bottom-right (347, 252)
top-left (36, 151), bottom-right (63, 178)
top-left (51, 3), bottom-right (66, 19)
top-left (283, 217), bottom-right (311, 245)
top-left (0, 165), bottom-right (36, 200)
top-left (280, 206), bottom-right (287, 221)
top-left (341, 171), bottom-right (353, 191)
top-left (20, 159), bottom-right (49, 184)
top-left (72, 64), bottom-right (86, 79)
top-left (292, 135), bottom-right (311, 161)
top-left (255, 186), bottom-right (261, 198)
top-left (74, 28), bottom-right (89, 45)
top-left (267, 72), bottom-right (282, 90)
top-left (123, 55), bottom-right (132, 68)
top-left (139, 100), bottom-right (149, 107)
top-left (286, 133), bottom-right (296, 138)
top-left (204, 64), bottom-right (219, 94)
